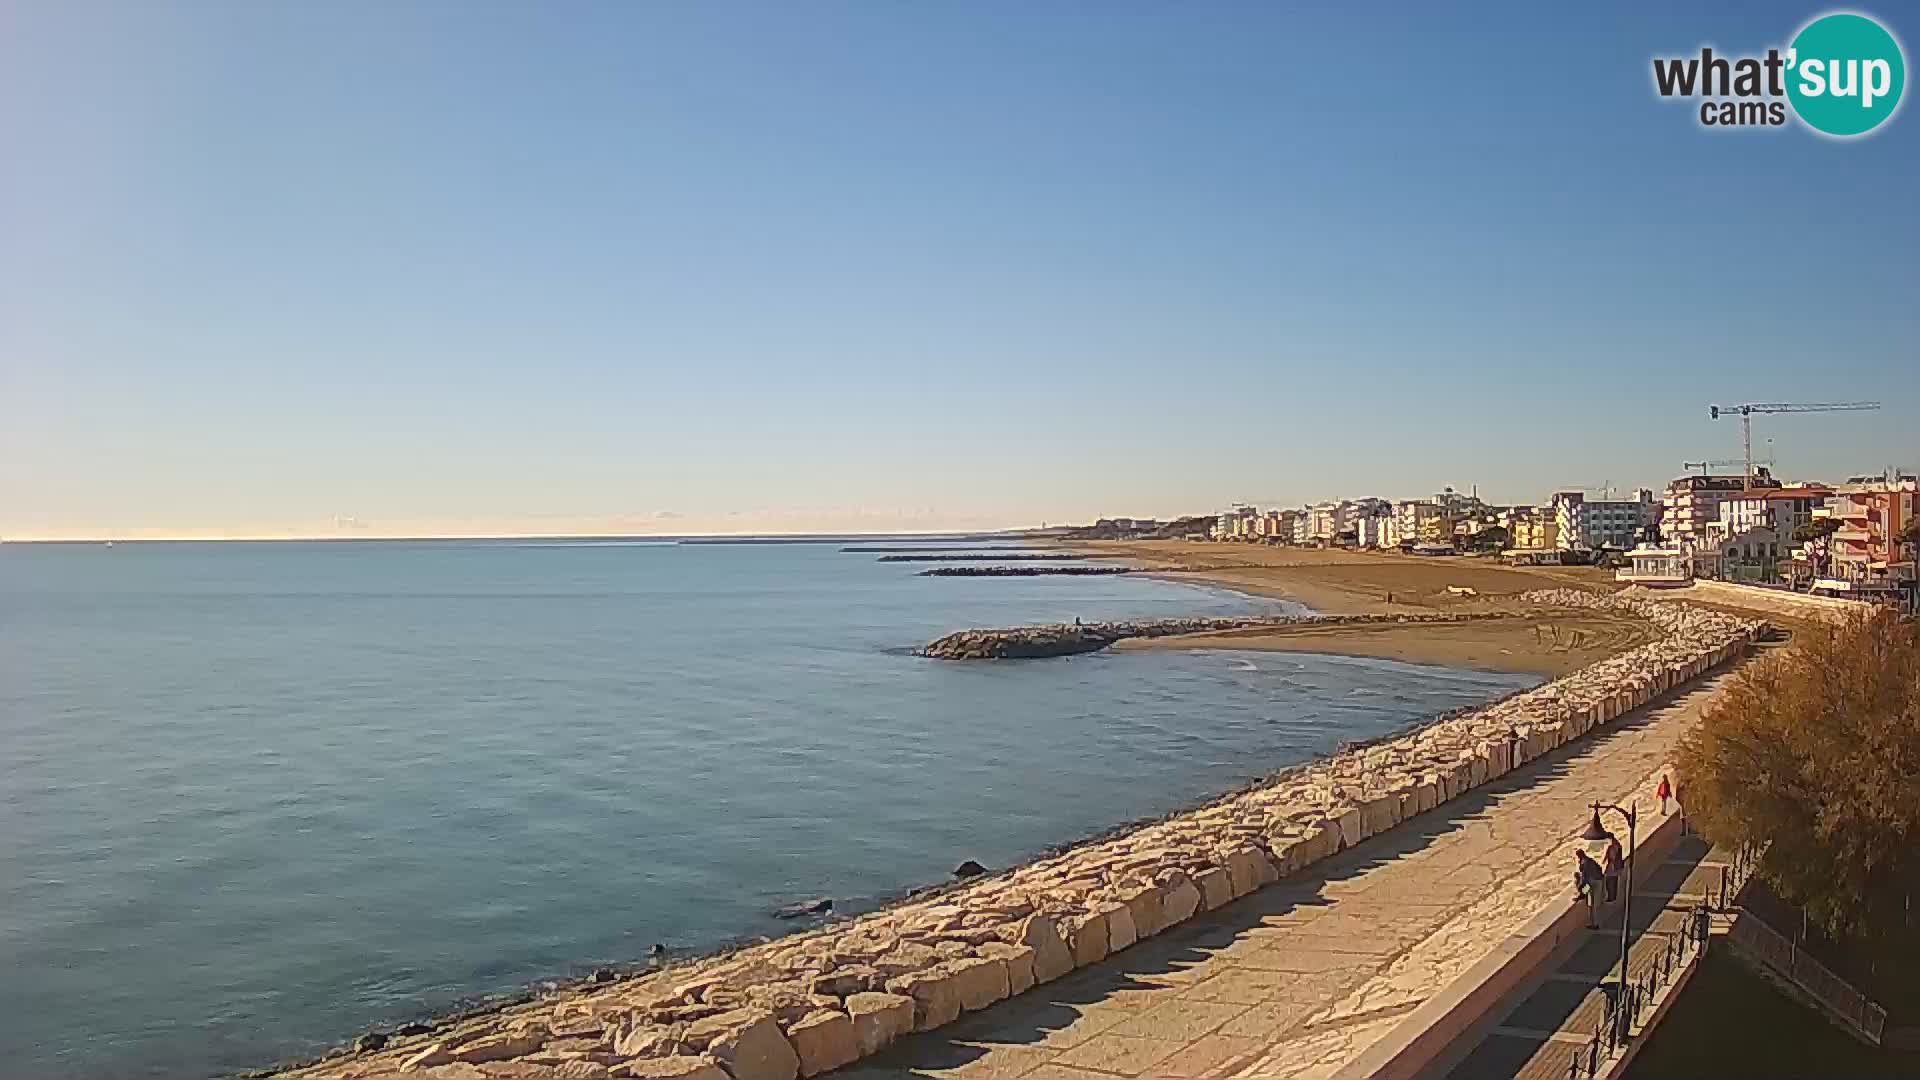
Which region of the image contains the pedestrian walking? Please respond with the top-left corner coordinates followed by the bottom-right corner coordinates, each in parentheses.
top-left (1657, 774), bottom-right (1672, 815)
top-left (1575, 850), bottom-right (1605, 928)
top-left (1602, 835), bottom-right (1625, 903)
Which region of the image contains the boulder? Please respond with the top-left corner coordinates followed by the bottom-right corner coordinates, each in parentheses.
top-left (844, 992), bottom-right (915, 1056)
top-left (690, 1009), bottom-right (798, 1080)
top-left (884, 968), bottom-right (962, 1032)
top-left (978, 941), bottom-right (1036, 995)
top-left (1011, 915), bottom-right (1075, 984)
top-left (1194, 866), bottom-right (1235, 910)
top-left (1116, 883), bottom-right (1165, 940)
top-left (1159, 875), bottom-right (1203, 926)
top-left (944, 955), bottom-right (1011, 1012)
top-left (808, 966), bottom-right (881, 999)
top-left (774, 898), bottom-right (833, 920)
top-left (1107, 902), bottom-right (1139, 953)
top-left (612, 1056), bottom-right (730, 1080)
top-left (783, 1010), bottom-right (858, 1078)
top-left (1064, 907), bottom-right (1112, 967)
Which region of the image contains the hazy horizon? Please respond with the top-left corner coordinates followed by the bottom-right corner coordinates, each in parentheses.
top-left (4, 2), bottom-right (1915, 539)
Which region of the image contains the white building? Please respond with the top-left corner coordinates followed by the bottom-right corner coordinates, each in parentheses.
top-left (1392, 500), bottom-right (1443, 545)
top-left (1551, 489), bottom-right (1656, 551)
top-left (1661, 469), bottom-right (1779, 548)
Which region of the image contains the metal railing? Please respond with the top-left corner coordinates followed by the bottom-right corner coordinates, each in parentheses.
top-left (1725, 913), bottom-right (1888, 1044)
top-left (1567, 903), bottom-right (1712, 1079)
top-left (1717, 841), bottom-right (1765, 911)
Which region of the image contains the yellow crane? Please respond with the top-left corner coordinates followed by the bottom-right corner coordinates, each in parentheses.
top-left (1708, 402), bottom-right (1882, 489)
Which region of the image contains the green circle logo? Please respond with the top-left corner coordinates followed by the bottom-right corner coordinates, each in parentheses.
top-left (1787, 13), bottom-right (1906, 136)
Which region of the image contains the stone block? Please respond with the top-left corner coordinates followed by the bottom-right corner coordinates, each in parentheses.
top-left (844, 992), bottom-right (914, 1056)
top-left (613, 1057), bottom-right (731, 1080)
top-left (693, 1009), bottom-right (799, 1080)
top-left (784, 1010), bottom-right (858, 1078)
top-left (1011, 914), bottom-right (1074, 984)
top-left (977, 941), bottom-right (1036, 996)
top-left (1334, 807), bottom-right (1364, 850)
top-left (446, 1031), bottom-right (546, 1064)
top-left (1118, 882), bottom-right (1164, 939)
top-left (1160, 874), bottom-right (1202, 926)
top-left (884, 969), bottom-right (962, 1032)
top-left (1107, 901), bottom-right (1139, 953)
top-left (1360, 795), bottom-right (1397, 838)
top-left (1065, 906), bottom-right (1113, 968)
top-left (1195, 866), bottom-right (1234, 910)
top-left (944, 956), bottom-right (1010, 1012)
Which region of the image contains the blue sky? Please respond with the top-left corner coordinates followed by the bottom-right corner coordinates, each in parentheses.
top-left (2, 1), bottom-right (1915, 538)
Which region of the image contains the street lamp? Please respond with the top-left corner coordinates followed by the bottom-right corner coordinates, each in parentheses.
top-left (1584, 803), bottom-right (1639, 1009)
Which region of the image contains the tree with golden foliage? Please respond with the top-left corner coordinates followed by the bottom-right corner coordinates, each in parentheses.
top-left (1675, 610), bottom-right (1920, 939)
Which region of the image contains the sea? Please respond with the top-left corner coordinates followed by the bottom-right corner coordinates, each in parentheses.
top-left (0, 539), bottom-right (1539, 1079)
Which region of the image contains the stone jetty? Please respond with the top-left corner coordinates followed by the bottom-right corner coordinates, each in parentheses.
top-left (276, 589), bottom-right (1764, 1080)
top-left (875, 554), bottom-right (1085, 562)
top-left (916, 565), bottom-right (1135, 578)
top-left (918, 611), bottom-right (1485, 660)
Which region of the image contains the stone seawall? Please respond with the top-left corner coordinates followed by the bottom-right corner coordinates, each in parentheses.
top-left (280, 590), bottom-right (1765, 1080)
top-left (919, 612), bottom-right (1493, 660)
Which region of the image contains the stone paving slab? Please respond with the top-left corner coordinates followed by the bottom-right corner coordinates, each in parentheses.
top-left (829, 668), bottom-right (1744, 1080)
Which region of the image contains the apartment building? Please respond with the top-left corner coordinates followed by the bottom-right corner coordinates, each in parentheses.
top-left (1661, 469), bottom-right (1779, 548)
top-left (1821, 477), bottom-right (1918, 586)
top-left (1551, 489), bottom-right (1656, 551)
top-left (1392, 500), bottom-right (1445, 545)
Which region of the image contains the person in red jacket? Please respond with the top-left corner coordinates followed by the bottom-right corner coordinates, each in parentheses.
top-left (1657, 774), bottom-right (1673, 815)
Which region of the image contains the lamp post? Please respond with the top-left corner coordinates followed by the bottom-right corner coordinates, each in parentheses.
top-left (1583, 802), bottom-right (1638, 1007)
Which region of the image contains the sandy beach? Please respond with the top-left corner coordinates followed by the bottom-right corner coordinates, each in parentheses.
top-left (1071, 541), bottom-right (1641, 675)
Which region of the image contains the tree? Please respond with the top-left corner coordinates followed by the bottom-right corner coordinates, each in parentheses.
top-left (1791, 516), bottom-right (1842, 546)
top-left (1675, 611), bottom-right (1920, 940)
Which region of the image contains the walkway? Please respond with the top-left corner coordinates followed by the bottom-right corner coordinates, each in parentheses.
top-left (1439, 833), bottom-right (1728, 1080)
top-left (827, 667), bottom-right (1741, 1080)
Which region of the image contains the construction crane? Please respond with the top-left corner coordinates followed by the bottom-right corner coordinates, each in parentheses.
top-left (1708, 402), bottom-right (1882, 489)
top-left (1682, 456), bottom-right (1774, 477)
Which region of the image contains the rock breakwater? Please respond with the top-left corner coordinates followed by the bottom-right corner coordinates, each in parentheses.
top-left (919, 612), bottom-right (1489, 660)
top-left (279, 592), bottom-right (1764, 1080)
top-left (875, 554), bottom-right (1085, 563)
top-left (916, 565), bottom-right (1134, 578)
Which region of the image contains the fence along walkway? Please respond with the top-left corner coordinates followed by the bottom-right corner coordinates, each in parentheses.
top-left (1724, 909), bottom-right (1888, 1045)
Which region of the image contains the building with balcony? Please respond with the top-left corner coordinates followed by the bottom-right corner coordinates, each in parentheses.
top-left (1508, 510), bottom-right (1560, 552)
top-left (1392, 500), bottom-right (1445, 545)
top-left (1661, 469), bottom-right (1779, 547)
top-left (1551, 489), bottom-right (1656, 551)
top-left (1820, 478), bottom-right (1918, 590)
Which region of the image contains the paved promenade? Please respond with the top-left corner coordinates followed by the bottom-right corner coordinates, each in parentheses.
top-left (830, 667), bottom-right (1738, 1080)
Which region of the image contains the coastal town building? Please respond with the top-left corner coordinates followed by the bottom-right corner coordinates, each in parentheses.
top-left (1550, 489), bottom-right (1656, 551)
top-left (1392, 500), bottom-right (1445, 545)
top-left (1820, 476), bottom-right (1918, 592)
top-left (1661, 469), bottom-right (1779, 547)
top-left (1615, 544), bottom-right (1697, 586)
top-left (1305, 501), bottom-right (1353, 544)
top-left (1710, 486), bottom-right (1831, 539)
top-left (1507, 510), bottom-right (1560, 552)
top-left (1351, 513), bottom-right (1388, 548)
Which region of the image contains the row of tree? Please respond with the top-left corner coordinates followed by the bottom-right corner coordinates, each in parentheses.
top-left (1676, 610), bottom-right (1920, 942)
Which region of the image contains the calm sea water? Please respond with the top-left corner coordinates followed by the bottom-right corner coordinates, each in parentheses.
top-left (0, 540), bottom-right (1536, 1079)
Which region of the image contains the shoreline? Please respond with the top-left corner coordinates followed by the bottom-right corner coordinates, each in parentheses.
top-left (274, 590), bottom-right (1765, 1080)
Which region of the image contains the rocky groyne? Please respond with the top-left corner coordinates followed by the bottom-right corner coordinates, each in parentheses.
top-left (277, 589), bottom-right (1764, 1080)
top-left (876, 554), bottom-right (1085, 562)
top-left (916, 565), bottom-right (1134, 578)
top-left (918, 611), bottom-right (1490, 660)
